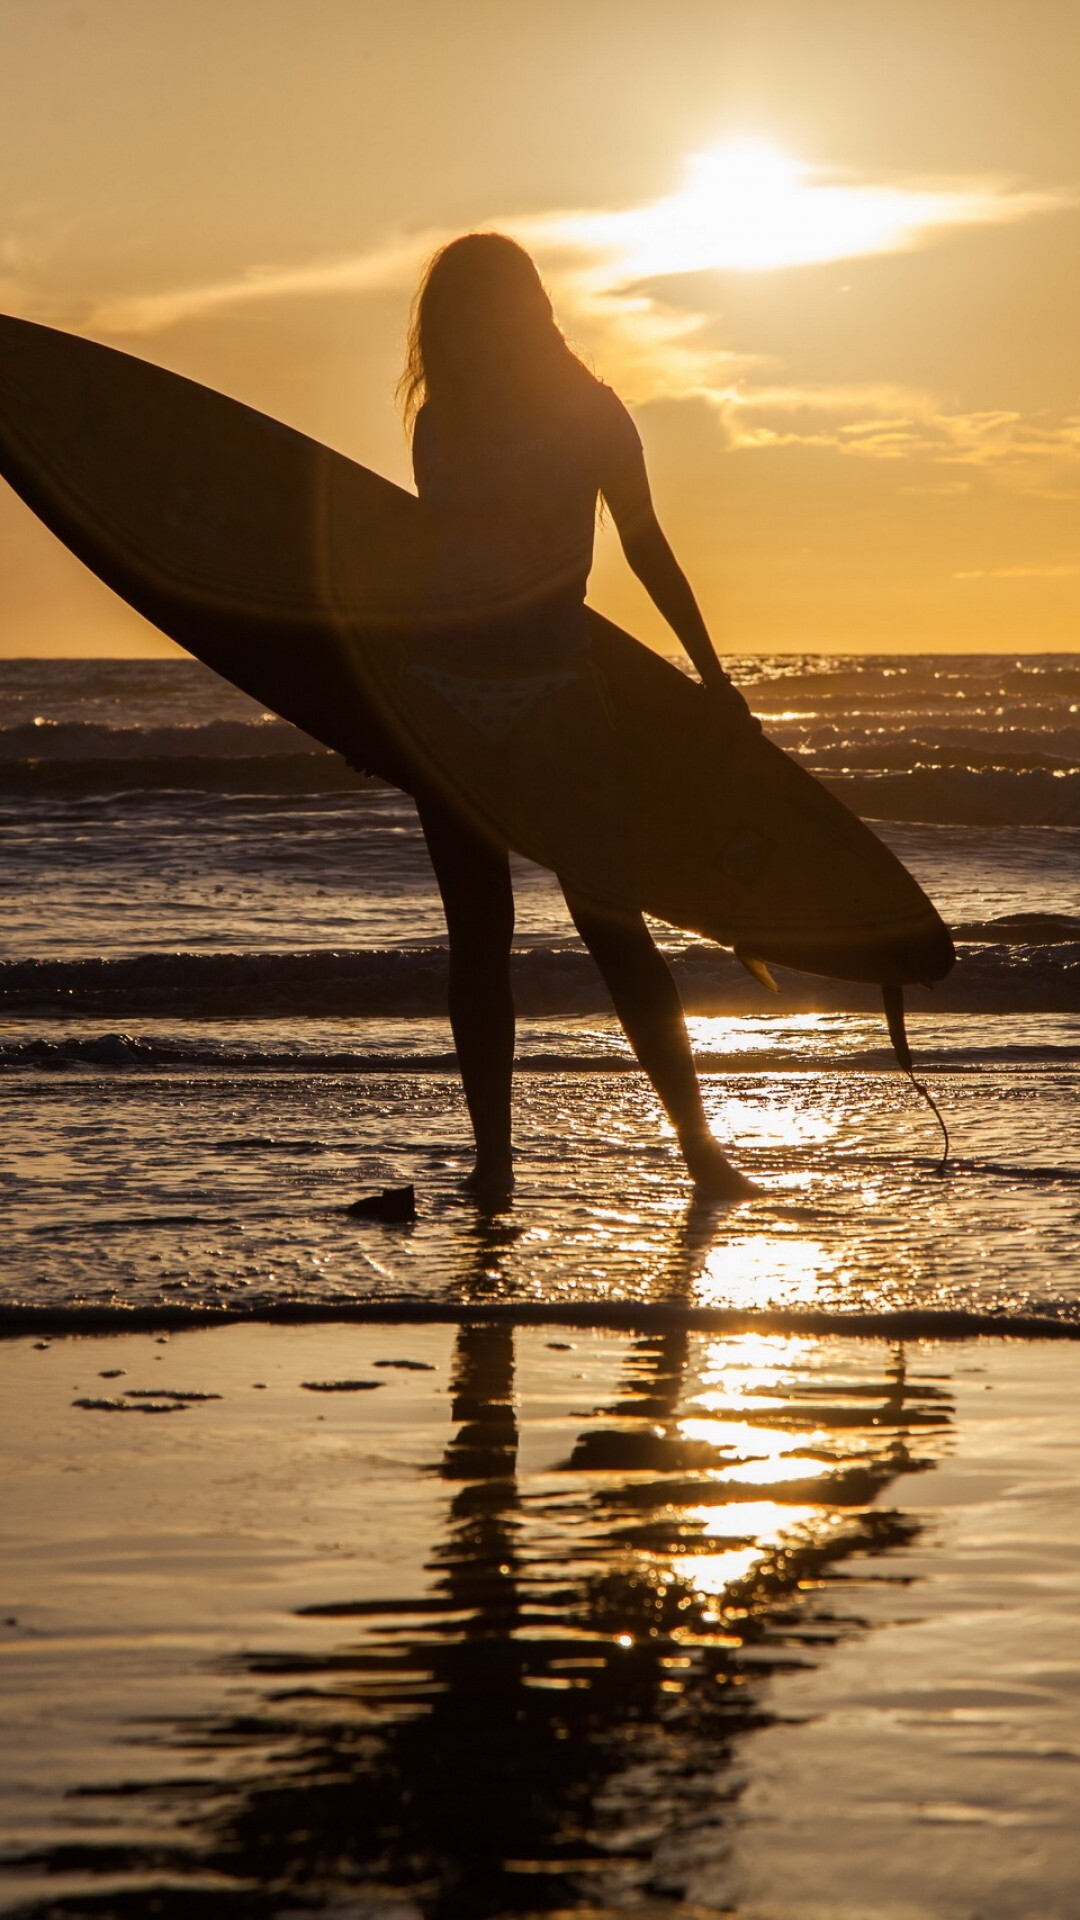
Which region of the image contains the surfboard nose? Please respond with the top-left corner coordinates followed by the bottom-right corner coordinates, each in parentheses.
top-left (748, 904), bottom-right (956, 989)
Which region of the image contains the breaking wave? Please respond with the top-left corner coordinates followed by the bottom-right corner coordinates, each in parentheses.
top-left (1, 939), bottom-right (1077, 1020)
top-left (4, 1027), bottom-right (1079, 1076)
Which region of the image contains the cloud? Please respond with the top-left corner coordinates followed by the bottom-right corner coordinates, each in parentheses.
top-left (712, 385), bottom-right (1080, 488)
top-left (86, 233), bottom-right (440, 336)
top-left (30, 148), bottom-right (1073, 496)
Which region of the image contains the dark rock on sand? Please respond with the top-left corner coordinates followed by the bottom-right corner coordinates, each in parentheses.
top-left (301, 1379), bottom-right (384, 1393)
top-left (344, 1184), bottom-right (417, 1222)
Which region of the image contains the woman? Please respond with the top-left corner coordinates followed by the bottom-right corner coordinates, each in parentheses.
top-left (395, 233), bottom-right (758, 1205)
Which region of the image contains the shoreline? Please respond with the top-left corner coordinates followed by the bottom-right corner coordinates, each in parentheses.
top-left (4, 1298), bottom-right (1079, 1339)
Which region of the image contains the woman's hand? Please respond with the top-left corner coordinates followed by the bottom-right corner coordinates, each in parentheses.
top-left (699, 660), bottom-right (761, 735)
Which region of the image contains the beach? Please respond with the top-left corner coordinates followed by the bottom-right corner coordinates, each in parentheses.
top-left (3, 1323), bottom-right (1080, 1918)
top-left (2, 649), bottom-right (1079, 1915)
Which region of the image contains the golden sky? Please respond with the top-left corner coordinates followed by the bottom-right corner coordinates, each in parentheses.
top-left (1, 0), bottom-right (1078, 655)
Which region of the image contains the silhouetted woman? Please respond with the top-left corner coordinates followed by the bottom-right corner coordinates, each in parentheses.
top-left (397, 234), bottom-right (758, 1204)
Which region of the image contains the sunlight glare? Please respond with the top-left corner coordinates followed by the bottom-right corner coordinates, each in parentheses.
top-left (697, 1500), bottom-right (818, 1543)
top-left (675, 142), bottom-right (814, 271)
top-left (546, 138), bottom-right (1028, 283)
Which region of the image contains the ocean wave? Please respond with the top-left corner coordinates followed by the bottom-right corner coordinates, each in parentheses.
top-left (1, 941), bottom-right (1077, 1019)
top-left (748, 655), bottom-right (1080, 705)
top-left (2, 752), bottom-right (1076, 825)
top-left (0, 715), bottom-right (317, 761)
top-left (2, 646), bottom-right (1076, 826)
top-left (4, 1029), bottom-right (1077, 1076)
top-left (822, 768), bottom-right (1080, 827)
top-left (0, 751), bottom-right (368, 795)
top-left (952, 912), bottom-right (1080, 944)
top-left (796, 730), bottom-right (1080, 771)
top-left (7, 654), bottom-right (1076, 742)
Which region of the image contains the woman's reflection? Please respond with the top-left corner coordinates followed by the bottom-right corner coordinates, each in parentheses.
top-left (13, 1317), bottom-right (952, 1920)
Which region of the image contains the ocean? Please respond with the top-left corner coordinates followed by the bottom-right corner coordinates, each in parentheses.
top-left (2, 649), bottom-right (1077, 1329)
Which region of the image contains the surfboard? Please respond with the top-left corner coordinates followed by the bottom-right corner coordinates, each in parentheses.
top-left (0, 312), bottom-right (954, 990)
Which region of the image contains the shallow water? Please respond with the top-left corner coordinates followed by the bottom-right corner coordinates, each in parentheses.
top-left (3, 1013), bottom-right (1078, 1326)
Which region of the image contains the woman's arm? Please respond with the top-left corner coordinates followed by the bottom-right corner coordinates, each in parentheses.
top-left (601, 443), bottom-right (756, 722)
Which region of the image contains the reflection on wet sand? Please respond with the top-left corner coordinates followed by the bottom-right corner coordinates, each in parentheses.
top-left (9, 1319), bottom-right (952, 1919)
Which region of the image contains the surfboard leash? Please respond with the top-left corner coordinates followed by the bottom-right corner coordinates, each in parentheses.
top-left (882, 982), bottom-right (950, 1174)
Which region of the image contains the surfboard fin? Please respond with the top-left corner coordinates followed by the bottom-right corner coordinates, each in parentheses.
top-left (736, 952), bottom-right (780, 992)
top-left (882, 981), bottom-right (950, 1173)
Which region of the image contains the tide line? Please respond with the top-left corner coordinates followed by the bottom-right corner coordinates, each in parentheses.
top-left (1, 1298), bottom-right (1077, 1341)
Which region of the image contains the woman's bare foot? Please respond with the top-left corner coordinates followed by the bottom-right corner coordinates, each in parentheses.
top-left (682, 1138), bottom-right (761, 1202)
top-left (462, 1159), bottom-right (515, 1210)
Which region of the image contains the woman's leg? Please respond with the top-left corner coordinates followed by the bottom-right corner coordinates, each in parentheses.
top-left (416, 791), bottom-right (516, 1195)
top-left (563, 887), bottom-right (757, 1199)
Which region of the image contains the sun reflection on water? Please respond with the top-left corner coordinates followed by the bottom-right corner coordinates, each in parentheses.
top-left (698, 1334), bottom-right (817, 1385)
top-left (697, 1499), bottom-right (819, 1543)
top-left (695, 1234), bottom-right (838, 1310)
top-left (687, 1013), bottom-right (839, 1055)
top-left (719, 1452), bottom-right (834, 1487)
top-left (672, 1548), bottom-right (762, 1594)
top-left (655, 1498), bottom-right (845, 1613)
top-left (678, 1414), bottom-right (822, 1464)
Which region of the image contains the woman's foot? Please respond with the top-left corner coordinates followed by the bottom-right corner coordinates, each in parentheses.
top-left (682, 1138), bottom-right (761, 1202)
top-left (463, 1159), bottom-right (516, 1210)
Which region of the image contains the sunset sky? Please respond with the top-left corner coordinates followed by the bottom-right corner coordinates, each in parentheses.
top-left (2, 0), bottom-right (1078, 655)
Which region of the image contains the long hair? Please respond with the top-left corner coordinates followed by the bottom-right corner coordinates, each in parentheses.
top-left (399, 233), bottom-right (589, 433)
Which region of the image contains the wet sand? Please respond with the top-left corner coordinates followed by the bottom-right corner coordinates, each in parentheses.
top-left (2, 1323), bottom-right (1079, 1919)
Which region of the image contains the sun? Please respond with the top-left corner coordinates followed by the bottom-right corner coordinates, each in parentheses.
top-left (544, 139), bottom-right (1000, 281)
top-left (670, 141), bottom-right (815, 272)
